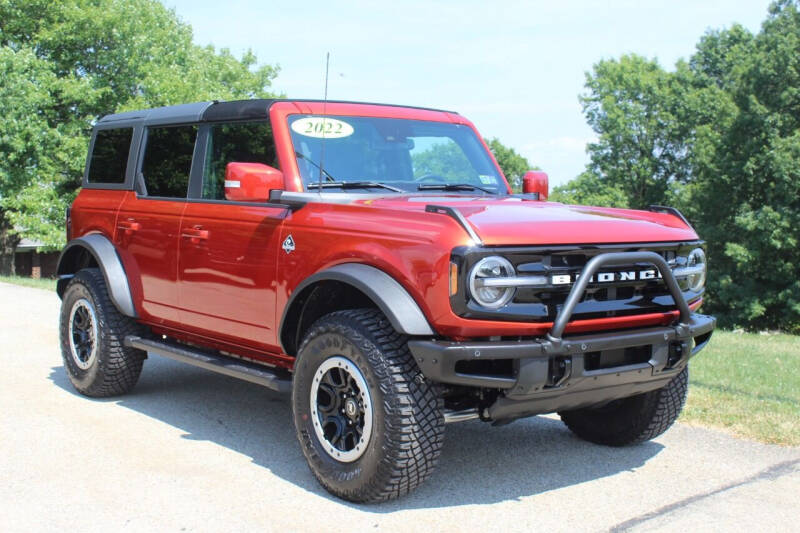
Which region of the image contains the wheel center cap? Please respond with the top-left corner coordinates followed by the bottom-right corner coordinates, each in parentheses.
top-left (344, 398), bottom-right (358, 419)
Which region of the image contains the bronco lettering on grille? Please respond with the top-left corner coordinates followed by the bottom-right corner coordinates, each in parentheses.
top-left (551, 269), bottom-right (662, 285)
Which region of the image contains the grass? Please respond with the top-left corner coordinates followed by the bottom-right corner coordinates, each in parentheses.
top-left (0, 274), bottom-right (57, 291)
top-left (682, 330), bottom-right (800, 446)
top-left (1, 272), bottom-right (796, 444)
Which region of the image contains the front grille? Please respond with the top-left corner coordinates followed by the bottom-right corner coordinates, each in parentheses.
top-left (451, 241), bottom-right (703, 323)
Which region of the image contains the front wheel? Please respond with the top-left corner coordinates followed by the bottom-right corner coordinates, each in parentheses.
top-left (559, 367), bottom-right (689, 446)
top-left (292, 308), bottom-right (444, 503)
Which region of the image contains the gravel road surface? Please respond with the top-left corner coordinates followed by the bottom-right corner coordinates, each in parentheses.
top-left (1, 282), bottom-right (798, 532)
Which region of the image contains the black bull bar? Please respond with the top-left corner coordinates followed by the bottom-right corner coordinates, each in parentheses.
top-left (408, 251), bottom-right (716, 421)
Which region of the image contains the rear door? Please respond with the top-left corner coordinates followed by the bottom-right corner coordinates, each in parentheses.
top-left (115, 124), bottom-right (198, 325)
top-left (177, 120), bottom-right (287, 351)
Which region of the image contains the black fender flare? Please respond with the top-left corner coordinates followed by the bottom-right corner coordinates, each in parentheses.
top-left (56, 234), bottom-right (137, 318)
top-left (280, 263), bottom-right (435, 352)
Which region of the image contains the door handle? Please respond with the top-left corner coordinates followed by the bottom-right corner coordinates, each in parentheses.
top-left (118, 219), bottom-right (141, 235)
top-left (181, 225), bottom-right (209, 244)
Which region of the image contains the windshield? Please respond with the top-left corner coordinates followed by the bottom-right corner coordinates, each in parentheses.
top-left (288, 114), bottom-right (506, 193)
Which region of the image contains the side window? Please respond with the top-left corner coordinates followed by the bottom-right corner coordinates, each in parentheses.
top-left (87, 128), bottom-right (133, 184)
top-left (202, 121), bottom-right (277, 200)
top-left (140, 125), bottom-right (198, 198)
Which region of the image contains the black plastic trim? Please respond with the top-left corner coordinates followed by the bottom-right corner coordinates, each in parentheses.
top-left (450, 241), bottom-right (705, 323)
top-left (187, 124), bottom-right (209, 198)
top-left (487, 379), bottom-right (671, 421)
top-left (279, 263), bottom-right (435, 353)
top-left (648, 205), bottom-right (695, 231)
top-left (201, 99), bottom-right (275, 122)
top-left (97, 98), bottom-right (456, 129)
top-left (407, 313), bottom-right (715, 393)
top-left (184, 197), bottom-right (291, 210)
top-left (548, 251), bottom-right (691, 340)
top-left (425, 204), bottom-right (482, 244)
top-left (125, 336), bottom-right (291, 393)
top-left (56, 234), bottom-right (137, 317)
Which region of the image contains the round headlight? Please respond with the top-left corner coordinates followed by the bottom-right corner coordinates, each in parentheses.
top-left (686, 248), bottom-right (706, 291)
top-left (468, 256), bottom-right (515, 309)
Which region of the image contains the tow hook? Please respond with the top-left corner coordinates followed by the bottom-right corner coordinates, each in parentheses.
top-left (547, 356), bottom-right (572, 388)
top-left (666, 341), bottom-right (686, 369)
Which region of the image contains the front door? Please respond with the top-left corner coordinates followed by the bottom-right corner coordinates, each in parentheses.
top-left (115, 124), bottom-right (198, 325)
top-left (177, 120), bottom-right (287, 351)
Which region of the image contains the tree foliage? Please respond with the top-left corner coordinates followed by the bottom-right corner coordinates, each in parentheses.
top-left (485, 137), bottom-right (534, 192)
top-left (577, 55), bottom-right (694, 208)
top-left (0, 0), bottom-right (278, 272)
top-left (563, 0), bottom-right (800, 331)
top-left (549, 171), bottom-right (629, 207)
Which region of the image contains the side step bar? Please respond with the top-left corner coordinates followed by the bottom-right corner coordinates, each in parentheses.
top-left (124, 335), bottom-right (292, 393)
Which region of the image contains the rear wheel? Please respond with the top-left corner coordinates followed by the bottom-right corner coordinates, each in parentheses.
top-left (292, 308), bottom-right (444, 503)
top-left (559, 367), bottom-right (688, 446)
top-left (59, 268), bottom-right (145, 397)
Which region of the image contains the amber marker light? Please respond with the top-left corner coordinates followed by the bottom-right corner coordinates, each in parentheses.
top-left (449, 262), bottom-right (459, 296)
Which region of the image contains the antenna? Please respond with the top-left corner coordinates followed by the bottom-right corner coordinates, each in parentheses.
top-left (318, 52), bottom-right (330, 195)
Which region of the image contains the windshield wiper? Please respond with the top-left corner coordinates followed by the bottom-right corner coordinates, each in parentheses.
top-left (417, 183), bottom-right (496, 194)
top-left (307, 181), bottom-right (404, 193)
top-left (295, 151), bottom-right (336, 182)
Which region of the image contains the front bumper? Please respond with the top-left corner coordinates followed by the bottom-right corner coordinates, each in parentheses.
top-left (408, 313), bottom-right (714, 420)
top-left (408, 251), bottom-right (716, 422)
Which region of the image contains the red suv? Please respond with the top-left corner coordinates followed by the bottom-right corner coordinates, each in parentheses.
top-left (57, 99), bottom-right (715, 502)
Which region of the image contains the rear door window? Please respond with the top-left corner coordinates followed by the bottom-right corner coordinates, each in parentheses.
top-left (140, 125), bottom-right (198, 198)
top-left (87, 128), bottom-right (133, 184)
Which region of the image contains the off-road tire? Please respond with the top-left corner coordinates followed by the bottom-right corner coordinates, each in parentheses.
top-left (558, 366), bottom-right (689, 446)
top-left (292, 308), bottom-right (445, 503)
top-left (59, 268), bottom-right (145, 397)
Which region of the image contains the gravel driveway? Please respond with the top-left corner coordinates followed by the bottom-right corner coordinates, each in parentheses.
top-left (1, 282), bottom-right (798, 532)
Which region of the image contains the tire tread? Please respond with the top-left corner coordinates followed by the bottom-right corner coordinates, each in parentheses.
top-left (559, 367), bottom-right (688, 446)
top-left (60, 268), bottom-right (145, 397)
top-left (295, 308), bottom-right (445, 502)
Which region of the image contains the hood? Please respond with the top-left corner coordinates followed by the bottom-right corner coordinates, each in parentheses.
top-left (354, 195), bottom-right (698, 245)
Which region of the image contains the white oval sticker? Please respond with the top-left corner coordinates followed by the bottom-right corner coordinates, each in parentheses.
top-left (291, 117), bottom-right (354, 139)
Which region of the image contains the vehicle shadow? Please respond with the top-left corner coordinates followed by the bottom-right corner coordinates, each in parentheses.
top-left (49, 355), bottom-right (664, 510)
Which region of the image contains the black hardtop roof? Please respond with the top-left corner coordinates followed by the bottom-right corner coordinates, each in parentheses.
top-left (95, 98), bottom-right (457, 128)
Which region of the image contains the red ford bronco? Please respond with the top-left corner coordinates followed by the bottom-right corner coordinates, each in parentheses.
top-left (57, 99), bottom-right (715, 502)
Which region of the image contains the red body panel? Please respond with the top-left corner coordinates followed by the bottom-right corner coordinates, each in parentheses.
top-left (178, 201), bottom-right (286, 352)
top-left (335, 196), bottom-right (697, 246)
top-left (70, 189), bottom-right (125, 239)
top-left (115, 192), bottom-right (186, 325)
top-left (69, 101), bottom-right (703, 369)
top-left (275, 198), bottom-right (699, 339)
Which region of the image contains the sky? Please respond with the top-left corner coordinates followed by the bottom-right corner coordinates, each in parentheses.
top-left (167, 0), bottom-right (771, 187)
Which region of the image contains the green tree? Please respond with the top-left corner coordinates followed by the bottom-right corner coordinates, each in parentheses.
top-left (485, 137), bottom-right (534, 192)
top-left (0, 0), bottom-right (278, 273)
top-left (683, 1), bottom-right (800, 331)
top-left (549, 171), bottom-right (629, 207)
top-left (578, 54), bottom-right (694, 209)
top-left (0, 47), bottom-right (85, 273)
